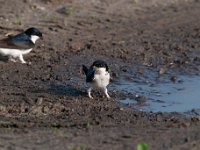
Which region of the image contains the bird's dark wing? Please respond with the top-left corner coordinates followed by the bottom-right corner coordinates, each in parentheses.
top-left (0, 33), bottom-right (34, 49)
top-left (86, 68), bottom-right (95, 83)
top-left (82, 65), bottom-right (88, 75)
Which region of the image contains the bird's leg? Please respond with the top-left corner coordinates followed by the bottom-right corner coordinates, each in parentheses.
top-left (88, 87), bottom-right (93, 99)
top-left (8, 56), bottom-right (17, 62)
top-left (19, 54), bottom-right (27, 64)
top-left (103, 87), bottom-right (110, 99)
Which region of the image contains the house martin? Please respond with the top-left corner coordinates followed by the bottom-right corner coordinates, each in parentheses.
top-left (0, 27), bottom-right (42, 64)
top-left (82, 60), bottom-right (111, 99)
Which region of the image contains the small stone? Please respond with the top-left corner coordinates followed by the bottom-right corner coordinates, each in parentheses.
top-left (30, 106), bottom-right (43, 115)
top-left (56, 5), bottom-right (71, 16)
top-left (156, 114), bottom-right (162, 122)
top-left (112, 72), bottom-right (118, 78)
top-left (120, 107), bottom-right (124, 111)
top-left (191, 117), bottom-right (200, 122)
top-left (122, 68), bottom-right (128, 72)
top-left (136, 96), bottom-right (146, 105)
top-left (180, 122), bottom-right (190, 128)
top-left (170, 76), bottom-right (177, 83)
top-left (36, 97), bottom-right (43, 105)
top-left (0, 105), bottom-right (6, 112)
top-left (159, 67), bottom-right (166, 75)
top-left (42, 106), bottom-right (50, 114)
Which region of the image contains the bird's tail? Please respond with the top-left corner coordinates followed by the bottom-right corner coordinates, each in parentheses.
top-left (82, 65), bottom-right (88, 75)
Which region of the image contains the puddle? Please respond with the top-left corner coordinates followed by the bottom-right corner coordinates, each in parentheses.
top-left (113, 74), bottom-right (200, 114)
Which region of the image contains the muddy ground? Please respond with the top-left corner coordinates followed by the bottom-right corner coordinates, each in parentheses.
top-left (0, 0), bottom-right (200, 149)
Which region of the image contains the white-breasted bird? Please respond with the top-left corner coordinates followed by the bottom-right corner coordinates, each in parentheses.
top-left (82, 60), bottom-right (111, 99)
top-left (0, 27), bottom-right (42, 64)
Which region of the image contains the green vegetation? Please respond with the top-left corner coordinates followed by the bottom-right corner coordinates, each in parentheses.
top-left (31, 3), bottom-right (38, 9)
top-left (137, 142), bottom-right (148, 150)
top-left (49, 16), bottom-right (58, 23)
top-left (64, 19), bottom-right (68, 27)
top-left (15, 18), bottom-right (22, 25)
top-left (5, 32), bottom-right (15, 37)
top-left (48, 127), bottom-right (59, 134)
top-left (131, 0), bottom-right (140, 4)
top-left (90, 15), bottom-right (100, 22)
top-left (67, 146), bottom-right (88, 150)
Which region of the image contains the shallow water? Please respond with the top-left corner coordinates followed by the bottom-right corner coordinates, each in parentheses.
top-left (114, 74), bottom-right (200, 114)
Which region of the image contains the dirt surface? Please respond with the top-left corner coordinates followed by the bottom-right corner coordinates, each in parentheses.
top-left (0, 0), bottom-right (200, 149)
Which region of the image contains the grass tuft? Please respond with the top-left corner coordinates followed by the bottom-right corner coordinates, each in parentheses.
top-left (15, 18), bottom-right (22, 25)
top-left (137, 142), bottom-right (148, 150)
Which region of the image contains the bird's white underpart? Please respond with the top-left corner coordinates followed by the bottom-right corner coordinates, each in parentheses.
top-left (30, 35), bottom-right (40, 44)
top-left (0, 48), bottom-right (32, 63)
top-left (87, 67), bottom-right (111, 99)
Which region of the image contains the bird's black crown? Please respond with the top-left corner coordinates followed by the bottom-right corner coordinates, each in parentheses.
top-left (24, 27), bottom-right (42, 38)
top-left (92, 60), bottom-right (109, 71)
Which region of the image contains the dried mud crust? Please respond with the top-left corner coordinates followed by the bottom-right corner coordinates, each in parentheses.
top-left (0, 0), bottom-right (200, 150)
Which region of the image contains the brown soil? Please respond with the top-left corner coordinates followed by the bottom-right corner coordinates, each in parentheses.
top-left (0, 0), bottom-right (200, 149)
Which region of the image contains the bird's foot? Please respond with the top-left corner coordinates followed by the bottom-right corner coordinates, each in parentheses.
top-left (8, 57), bottom-right (17, 63)
top-left (88, 93), bottom-right (94, 99)
top-left (19, 55), bottom-right (27, 64)
top-left (106, 95), bottom-right (111, 99)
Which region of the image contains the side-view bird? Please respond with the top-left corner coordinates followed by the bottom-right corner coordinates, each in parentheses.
top-left (0, 27), bottom-right (42, 64)
top-left (82, 60), bottom-right (111, 99)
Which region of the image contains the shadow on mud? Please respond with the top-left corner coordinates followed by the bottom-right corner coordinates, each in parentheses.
top-left (0, 55), bottom-right (9, 62)
top-left (48, 82), bottom-right (85, 97)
